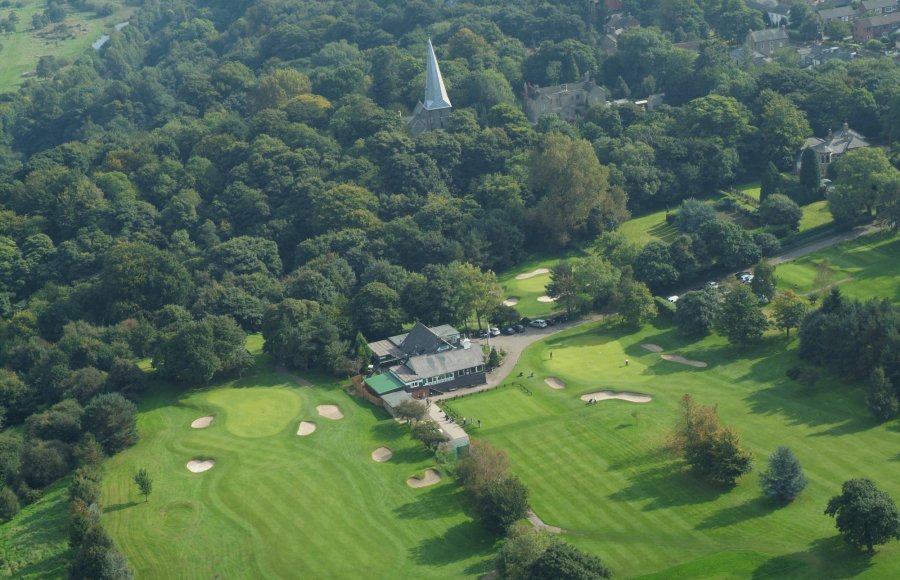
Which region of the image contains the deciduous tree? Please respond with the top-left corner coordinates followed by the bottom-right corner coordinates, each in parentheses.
top-left (717, 284), bottom-right (768, 345)
top-left (476, 477), bottom-right (529, 533)
top-left (825, 479), bottom-right (900, 553)
top-left (675, 289), bottom-right (719, 337)
top-left (771, 290), bottom-right (808, 338)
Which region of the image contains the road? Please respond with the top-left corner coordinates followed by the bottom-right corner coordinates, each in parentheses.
top-left (768, 224), bottom-right (881, 265)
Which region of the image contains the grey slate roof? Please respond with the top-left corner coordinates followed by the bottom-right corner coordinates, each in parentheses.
top-left (818, 6), bottom-right (857, 20)
top-left (857, 12), bottom-right (900, 26)
top-left (392, 346), bottom-right (484, 382)
top-left (802, 124), bottom-right (869, 155)
top-left (749, 28), bottom-right (790, 43)
top-left (860, 0), bottom-right (899, 11)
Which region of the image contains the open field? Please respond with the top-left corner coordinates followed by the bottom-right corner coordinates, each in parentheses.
top-left (0, 480), bottom-right (71, 578)
top-left (497, 251), bottom-right (583, 319)
top-left (776, 230), bottom-right (900, 302)
top-left (0, 0), bottom-right (132, 91)
top-left (618, 207), bottom-right (679, 246)
top-left (451, 320), bottom-right (900, 578)
top-left (99, 339), bottom-right (494, 579)
top-left (798, 200), bottom-right (833, 233)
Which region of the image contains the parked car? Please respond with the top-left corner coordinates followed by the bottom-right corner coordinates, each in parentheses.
top-left (706, 281), bottom-right (719, 289)
top-left (740, 274), bottom-right (754, 284)
top-left (513, 324), bottom-right (525, 333)
top-left (545, 318), bottom-right (557, 326)
top-left (489, 327), bottom-right (500, 337)
top-left (476, 329), bottom-right (489, 338)
top-left (735, 271), bottom-right (751, 280)
top-left (503, 327), bottom-right (516, 335)
top-left (529, 319), bottom-right (548, 328)
top-left (666, 295), bottom-right (679, 303)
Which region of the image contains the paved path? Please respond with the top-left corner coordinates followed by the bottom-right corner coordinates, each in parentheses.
top-left (431, 314), bottom-right (607, 402)
top-left (769, 224), bottom-right (880, 265)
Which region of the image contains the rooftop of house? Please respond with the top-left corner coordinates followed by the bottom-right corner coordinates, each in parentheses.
top-left (857, 11), bottom-right (900, 26)
top-left (817, 5), bottom-right (857, 19)
top-left (860, 0), bottom-right (899, 11)
top-left (802, 123), bottom-right (869, 155)
top-left (392, 346), bottom-right (484, 383)
top-left (369, 322), bottom-right (461, 360)
top-left (748, 27), bottom-right (790, 43)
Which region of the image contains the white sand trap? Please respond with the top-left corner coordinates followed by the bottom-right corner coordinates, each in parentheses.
top-left (515, 268), bottom-right (550, 280)
top-left (317, 405), bottom-right (344, 420)
top-left (191, 416), bottom-right (214, 429)
top-left (661, 354), bottom-right (708, 368)
top-left (503, 298), bottom-right (519, 306)
top-left (186, 459), bottom-right (215, 473)
top-left (297, 421), bottom-right (316, 436)
top-left (641, 343), bottom-right (664, 353)
top-left (371, 447), bottom-right (393, 462)
top-left (544, 377), bottom-right (566, 390)
top-left (537, 295), bottom-right (557, 303)
top-left (406, 469), bottom-right (441, 488)
top-left (580, 390), bottom-right (652, 403)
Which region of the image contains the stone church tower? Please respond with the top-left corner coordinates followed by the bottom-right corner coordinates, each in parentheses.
top-left (407, 39), bottom-right (452, 136)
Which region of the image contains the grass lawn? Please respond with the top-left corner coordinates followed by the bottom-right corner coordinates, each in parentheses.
top-left (451, 320), bottom-right (900, 579)
top-left (737, 181), bottom-right (761, 202)
top-left (0, 480), bottom-right (71, 578)
top-left (100, 338), bottom-right (495, 579)
top-left (498, 251), bottom-right (584, 319)
top-left (798, 200), bottom-right (833, 234)
top-left (618, 207), bottom-right (679, 246)
top-left (0, 1), bottom-right (133, 91)
top-left (777, 230), bottom-right (900, 302)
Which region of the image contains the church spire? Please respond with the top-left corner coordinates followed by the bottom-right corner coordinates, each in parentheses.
top-left (424, 38), bottom-right (451, 111)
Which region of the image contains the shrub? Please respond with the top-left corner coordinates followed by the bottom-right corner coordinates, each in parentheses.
top-left (0, 485), bottom-right (19, 522)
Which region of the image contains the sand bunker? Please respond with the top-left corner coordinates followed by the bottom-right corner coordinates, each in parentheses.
top-left (503, 298), bottom-right (519, 306)
top-left (190, 416), bottom-right (214, 429)
top-left (317, 405), bottom-right (344, 420)
top-left (544, 377), bottom-right (566, 390)
top-left (515, 268), bottom-right (550, 280)
top-left (641, 343), bottom-right (664, 353)
top-left (186, 459), bottom-right (215, 473)
top-left (527, 510), bottom-right (562, 534)
top-left (297, 421), bottom-right (316, 436)
top-left (406, 469), bottom-right (441, 488)
top-left (537, 295), bottom-right (557, 303)
top-left (661, 354), bottom-right (708, 368)
top-left (580, 390), bottom-right (653, 403)
top-left (371, 447), bottom-right (393, 462)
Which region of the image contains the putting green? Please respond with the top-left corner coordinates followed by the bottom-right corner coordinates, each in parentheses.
top-left (206, 387), bottom-right (301, 438)
top-left (100, 345), bottom-right (495, 578)
top-left (452, 320), bottom-right (900, 579)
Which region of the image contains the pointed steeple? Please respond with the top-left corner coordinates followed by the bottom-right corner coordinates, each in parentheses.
top-left (424, 39), bottom-right (452, 111)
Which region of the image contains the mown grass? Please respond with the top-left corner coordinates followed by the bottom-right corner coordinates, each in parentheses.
top-left (798, 200), bottom-right (833, 234)
top-left (0, 479), bottom-right (72, 578)
top-left (618, 207), bottom-right (679, 246)
top-left (101, 339), bottom-right (495, 579)
top-left (451, 319), bottom-right (900, 579)
top-left (0, 0), bottom-right (132, 91)
top-left (777, 230), bottom-right (900, 302)
top-left (497, 251), bottom-right (584, 319)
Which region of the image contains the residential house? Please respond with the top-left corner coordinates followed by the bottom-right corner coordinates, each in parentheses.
top-left (407, 39), bottom-right (452, 136)
top-left (798, 44), bottom-right (857, 67)
top-left (817, 5), bottom-right (859, 23)
top-left (365, 322), bottom-right (486, 400)
top-left (797, 123), bottom-right (869, 176)
top-left (859, 0), bottom-right (899, 16)
top-left (522, 74), bottom-right (608, 123)
top-left (746, 28), bottom-right (790, 56)
top-left (853, 11), bottom-right (900, 39)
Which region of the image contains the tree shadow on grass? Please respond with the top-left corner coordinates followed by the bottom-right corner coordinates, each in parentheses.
top-left (394, 484), bottom-right (469, 520)
top-left (695, 496), bottom-right (783, 530)
top-left (104, 501), bottom-right (139, 513)
top-left (808, 416), bottom-right (877, 437)
top-left (608, 463), bottom-right (730, 510)
top-left (387, 445), bottom-right (430, 465)
top-left (751, 535), bottom-right (874, 579)
top-left (410, 520), bottom-right (497, 567)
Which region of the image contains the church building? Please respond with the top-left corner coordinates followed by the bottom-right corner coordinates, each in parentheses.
top-left (407, 39), bottom-right (452, 136)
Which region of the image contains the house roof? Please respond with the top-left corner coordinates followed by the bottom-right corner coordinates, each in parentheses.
top-left (424, 39), bottom-right (451, 111)
top-left (861, 0), bottom-right (899, 11)
top-left (857, 12), bottom-right (900, 26)
top-left (392, 347), bottom-right (484, 383)
top-left (749, 28), bottom-right (790, 43)
top-left (399, 322), bottom-right (447, 356)
top-left (368, 339), bottom-right (403, 359)
top-left (802, 124), bottom-right (869, 155)
top-left (365, 372), bottom-right (406, 396)
top-left (381, 390), bottom-right (414, 408)
top-left (818, 6), bottom-right (856, 20)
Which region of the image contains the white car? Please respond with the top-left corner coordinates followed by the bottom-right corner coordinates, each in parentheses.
top-left (666, 295), bottom-right (679, 303)
top-left (489, 327), bottom-right (501, 336)
top-left (529, 319), bottom-right (548, 328)
top-left (706, 281), bottom-right (719, 289)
